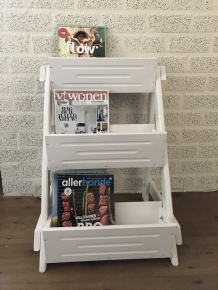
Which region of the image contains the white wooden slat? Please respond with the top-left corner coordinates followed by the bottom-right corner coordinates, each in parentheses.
top-left (173, 216), bottom-right (183, 246)
top-left (42, 224), bottom-right (176, 263)
top-left (158, 208), bottom-right (179, 266)
top-left (39, 65), bottom-right (46, 82)
top-left (160, 66), bottom-right (166, 81)
top-left (49, 57), bottom-right (158, 93)
top-left (39, 231), bottom-right (47, 273)
top-left (161, 149), bottom-right (174, 221)
top-left (45, 132), bottom-right (167, 170)
top-left (41, 66), bottom-right (51, 229)
top-left (154, 67), bottom-right (165, 132)
top-left (34, 214), bottom-right (42, 252)
top-left (149, 179), bottom-right (163, 201)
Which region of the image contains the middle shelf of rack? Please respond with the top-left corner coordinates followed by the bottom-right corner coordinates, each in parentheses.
top-left (45, 124), bottom-right (167, 171)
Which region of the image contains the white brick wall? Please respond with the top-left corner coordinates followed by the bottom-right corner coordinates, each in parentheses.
top-left (1, 0), bottom-right (218, 195)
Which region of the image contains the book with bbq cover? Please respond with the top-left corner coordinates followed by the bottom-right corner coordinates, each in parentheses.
top-left (53, 89), bottom-right (109, 134)
top-left (52, 172), bottom-right (115, 227)
top-left (57, 24), bottom-right (106, 58)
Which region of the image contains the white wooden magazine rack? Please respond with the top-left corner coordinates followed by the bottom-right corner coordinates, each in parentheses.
top-left (34, 57), bottom-right (182, 273)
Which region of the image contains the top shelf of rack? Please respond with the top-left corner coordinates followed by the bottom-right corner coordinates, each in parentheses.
top-left (49, 57), bottom-right (158, 93)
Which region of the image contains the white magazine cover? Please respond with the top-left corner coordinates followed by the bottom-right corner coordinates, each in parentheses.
top-left (54, 89), bottom-right (109, 134)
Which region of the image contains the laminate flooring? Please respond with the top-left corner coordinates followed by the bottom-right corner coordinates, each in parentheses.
top-left (0, 184), bottom-right (218, 290)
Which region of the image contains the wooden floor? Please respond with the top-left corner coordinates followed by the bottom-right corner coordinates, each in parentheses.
top-left (0, 187), bottom-right (218, 290)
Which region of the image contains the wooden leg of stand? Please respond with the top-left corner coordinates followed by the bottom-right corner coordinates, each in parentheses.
top-left (174, 217), bottom-right (182, 245)
top-left (39, 233), bottom-right (47, 273)
top-left (171, 241), bottom-right (179, 266)
top-left (33, 214), bottom-right (42, 252)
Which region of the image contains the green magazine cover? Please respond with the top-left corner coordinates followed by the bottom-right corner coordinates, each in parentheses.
top-left (57, 25), bottom-right (106, 58)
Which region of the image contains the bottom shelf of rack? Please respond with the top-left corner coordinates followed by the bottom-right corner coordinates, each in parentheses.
top-left (41, 201), bottom-right (177, 264)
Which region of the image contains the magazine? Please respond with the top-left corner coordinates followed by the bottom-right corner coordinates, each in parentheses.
top-left (54, 89), bottom-right (109, 134)
top-left (52, 173), bottom-right (115, 227)
top-left (57, 25), bottom-right (106, 58)
top-left (51, 169), bottom-right (107, 227)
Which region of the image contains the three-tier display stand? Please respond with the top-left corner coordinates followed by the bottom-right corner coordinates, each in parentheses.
top-left (34, 57), bottom-right (182, 273)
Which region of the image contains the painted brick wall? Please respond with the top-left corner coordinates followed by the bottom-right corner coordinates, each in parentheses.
top-left (1, 0), bottom-right (218, 195)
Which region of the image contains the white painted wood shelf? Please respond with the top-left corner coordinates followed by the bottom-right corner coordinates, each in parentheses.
top-left (34, 57), bottom-right (182, 273)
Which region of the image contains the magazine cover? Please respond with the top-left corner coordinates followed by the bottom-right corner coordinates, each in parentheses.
top-left (57, 25), bottom-right (106, 58)
top-left (51, 169), bottom-right (107, 227)
top-left (52, 173), bottom-right (115, 227)
top-left (54, 89), bottom-right (109, 134)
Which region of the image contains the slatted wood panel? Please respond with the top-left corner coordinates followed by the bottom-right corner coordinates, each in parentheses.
top-left (45, 131), bottom-right (167, 170)
top-left (42, 202), bottom-right (175, 263)
top-left (42, 224), bottom-right (175, 264)
top-left (49, 57), bottom-right (158, 93)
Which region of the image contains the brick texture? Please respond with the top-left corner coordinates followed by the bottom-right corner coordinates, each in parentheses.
top-left (1, 1), bottom-right (218, 196)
